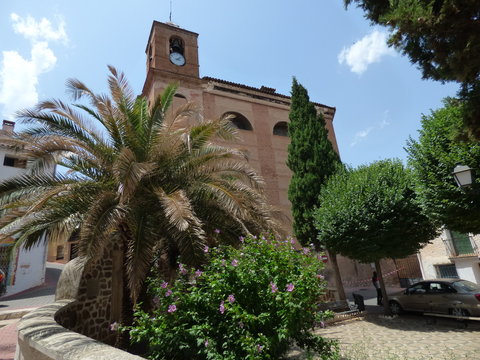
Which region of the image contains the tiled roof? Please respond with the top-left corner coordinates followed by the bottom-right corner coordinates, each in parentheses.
top-left (202, 76), bottom-right (336, 111)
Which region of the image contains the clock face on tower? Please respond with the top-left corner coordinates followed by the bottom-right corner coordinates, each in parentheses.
top-left (169, 52), bottom-right (185, 66)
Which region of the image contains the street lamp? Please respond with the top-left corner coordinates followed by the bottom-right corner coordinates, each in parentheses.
top-left (452, 164), bottom-right (473, 187)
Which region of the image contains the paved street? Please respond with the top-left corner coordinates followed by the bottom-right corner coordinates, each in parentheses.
top-left (0, 262), bottom-right (63, 312)
top-left (0, 262), bottom-right (63, 360)
top-left (288, 288), bottom-right (480, 360)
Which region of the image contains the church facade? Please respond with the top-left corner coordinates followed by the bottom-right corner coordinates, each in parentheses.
top-left (142, 21), bottom-right (339, 223)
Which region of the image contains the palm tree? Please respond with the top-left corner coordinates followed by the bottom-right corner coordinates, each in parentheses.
top-left (0, 66), bottom-right (279, 305)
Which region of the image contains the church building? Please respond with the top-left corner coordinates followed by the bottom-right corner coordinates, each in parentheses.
top-left (142, 21), bottom-right (339, 223)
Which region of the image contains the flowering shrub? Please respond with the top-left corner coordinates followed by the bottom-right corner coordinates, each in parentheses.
top-left (128, 235), bottom-right (339, 360)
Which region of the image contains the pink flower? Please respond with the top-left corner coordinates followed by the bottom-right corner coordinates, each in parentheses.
top-left (165, 289), bottom-right (172, 297)
top-left (219, 301), bottom-right (225, 314)
top-left (261, 235), bottom-right (266, 240)
top-left (257, 344), bottom-right (264, 352)
top-left (290, 239), bottom-right (295, 244)
top-left (168, 304), bottom-right (177, 313)
top-left (319, 321), bottom-right (326, 328)
top-left (231, 259), bottom-right (239, 267)
top-left (109, 322), bottom-right (119, 331)
top-left (161, 281), bottom-right (168, 289)
top-left (302, 247), bottom-right (310, 255)
top-left (286, 283), bottom-right (295, 292)
top-left (270, 282), bottom-right (278, 293)
top-left (227, 294), bottom-right (235, 304)
top-left (317, 274), bottom-right (325, 280)
top-left (204, 339), bottom-right (209, 347)
top-left (204, 245), bottom-right (209, 253)
top-left (195, 269), bottom-right (203, 278)
top-left (214, 228), bottom-right (221, 234)
top-left (179, 263), bottom-right (187, 275)
top-left (239, 236), bottom-right (245, 243)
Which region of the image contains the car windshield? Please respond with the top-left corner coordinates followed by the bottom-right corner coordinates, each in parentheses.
top-left (452, 280), bottom-right (480, 292)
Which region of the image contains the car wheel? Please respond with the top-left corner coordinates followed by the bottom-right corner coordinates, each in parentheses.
top-left (389, 301), bottom-right (403, 315)
top-left (450, 308), bottom-right (469, 317)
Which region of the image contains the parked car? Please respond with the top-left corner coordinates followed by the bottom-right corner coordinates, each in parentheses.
top-left (389, 279), bottom-right (480, 317)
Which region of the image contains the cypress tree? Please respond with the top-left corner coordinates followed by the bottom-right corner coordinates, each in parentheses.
top-left (287, 78), bottom-right (341, 247)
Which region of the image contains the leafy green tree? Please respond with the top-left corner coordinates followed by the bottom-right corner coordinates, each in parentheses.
top-left (286, 78), bottom-right (345, 299)
top-left (315, 159), bottom-right (438, 312)
top-left (344, 0), bottom-right (480, 138)
top-left (0, 67), bottom-right (279, 310)
top-left (287, 78), bottom-right (341, 246)
top-left (406, 99), bottom-right (480, 233)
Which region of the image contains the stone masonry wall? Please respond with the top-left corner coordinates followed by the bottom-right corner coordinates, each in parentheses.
top-left (55, 243), bottom-right (122, 345)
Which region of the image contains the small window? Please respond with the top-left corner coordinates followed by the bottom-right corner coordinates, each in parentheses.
top-left (435, 264), bottom-right (459, 279)
top-left (223, 112), bottom-right (253, 131)
top-left (56, 245), bottom-right (65, 260)
top-left (3, 155), bottom-right (26, 168)
top-left (273, 122), bottom-right (288, 136)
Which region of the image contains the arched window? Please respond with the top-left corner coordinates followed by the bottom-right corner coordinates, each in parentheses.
top-left (273, 121), bottom-right (288, 136)
top-left (223, 112), bottom-right (253, 131)
top-left (174, 93), bottom-right (187, 100)
top-left (169, 37), bottom-right (185, 55)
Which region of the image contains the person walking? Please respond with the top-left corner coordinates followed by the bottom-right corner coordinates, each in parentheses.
top-left (372, 271), bottom-right (382, 306)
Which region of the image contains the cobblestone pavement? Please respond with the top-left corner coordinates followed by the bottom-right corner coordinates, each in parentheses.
top-left (289, 312), bottom-right (480, 360)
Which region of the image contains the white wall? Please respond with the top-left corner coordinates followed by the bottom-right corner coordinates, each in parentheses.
top-left (0, 149), bottom-right (26, 180)
top-left (453, 257), bottom-right (480, 284)
top-left (0, 142), bottom-right (53, 296)
top-left (6, 238), bottom-right (48, 295)
top-left (418, 230), bottom-right (451, 279)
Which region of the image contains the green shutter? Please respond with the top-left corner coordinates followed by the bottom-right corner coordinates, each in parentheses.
top-left (451, 231), bottom-right (474, 255)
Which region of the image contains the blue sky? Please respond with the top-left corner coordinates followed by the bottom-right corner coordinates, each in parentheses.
top-left (0, 0), bottom-right (459, 167)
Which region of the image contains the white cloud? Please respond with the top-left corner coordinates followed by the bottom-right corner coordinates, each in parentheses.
top-left (338, 30), bottom-right (395, 75)
top-left (11, 13), bottom-right (68, 44)
top-left (379, 109), bottom-right (391, 128)
top-left (350, 110), bottom-right (391, 147)
top-left (0, 14), bottom-right (66, 118)
top-left (350, 127), bottom-right (373, 147)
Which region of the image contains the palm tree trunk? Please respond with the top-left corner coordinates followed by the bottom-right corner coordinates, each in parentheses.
top-left (374, 259), bottom-right (390, 315)
top-left (327, 249), bottom-right (346, 301)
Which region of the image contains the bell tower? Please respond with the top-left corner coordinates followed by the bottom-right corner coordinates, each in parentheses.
top-left (143, 21), bottom-right (200, 101)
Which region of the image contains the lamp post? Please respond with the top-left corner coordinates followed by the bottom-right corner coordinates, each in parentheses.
top-left (452, 164), bottom-right (473, 187)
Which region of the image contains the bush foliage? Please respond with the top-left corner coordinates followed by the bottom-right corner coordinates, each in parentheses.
top-left (128, 235), bottom-right (339, 360)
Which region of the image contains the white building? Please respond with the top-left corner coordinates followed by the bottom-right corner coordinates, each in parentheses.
top-left (418, 228), bottom-right (480, 284)
top-left (0, 120), bottom-right (52, 296)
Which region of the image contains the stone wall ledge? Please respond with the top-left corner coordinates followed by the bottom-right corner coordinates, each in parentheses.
top-left (16, 300), bottom-right (145, 360)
